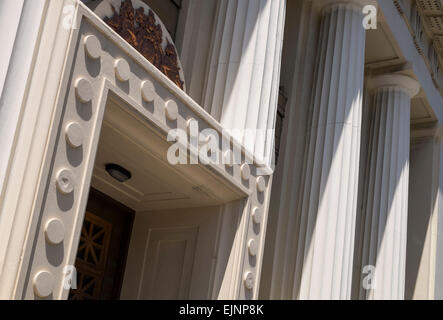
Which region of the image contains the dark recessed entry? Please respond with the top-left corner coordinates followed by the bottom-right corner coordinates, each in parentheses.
top-left (69, 188), bottom-right (134, 300)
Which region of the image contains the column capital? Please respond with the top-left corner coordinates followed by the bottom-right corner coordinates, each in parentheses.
top-left (316, 0), bottom-right (377, 11)
top-left (370, 74), bottom-right (421, 98)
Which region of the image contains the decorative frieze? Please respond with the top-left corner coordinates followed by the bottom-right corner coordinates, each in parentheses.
top-left (55, 169), bottom-right (75, 195)
top-left (33, 271), bottom-right (54, 298)
top-left (84, 34), bottom-right (102, 59)
top-left (140, 79), bottom-right (155, 103)
top-left (114, 57), bottom-right (131, 82)
top-left (65, 122), bottom-right (84, 148)
top-left (44, 219), bottom-right (65, 246)
top-left (74, 78), bottom-right (93, 103)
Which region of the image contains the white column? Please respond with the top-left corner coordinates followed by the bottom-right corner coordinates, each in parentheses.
top-left (357, 74), bottom-right (420, 300)
top-left (260, 0), bottom-right (321, 300)
top-left (203, 0), bottom-right (286, 165)
top-left (404, 135), bottom-right (439, 300)
top-left (0, 0), bottom-right (41, 198)
top-left (0, 0), bottom-right (47, 299)
top-left (293, 0), bottom-right (366, 300)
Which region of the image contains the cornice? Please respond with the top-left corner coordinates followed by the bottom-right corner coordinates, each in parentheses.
top-left (394, 0), bottom-right (443, 97)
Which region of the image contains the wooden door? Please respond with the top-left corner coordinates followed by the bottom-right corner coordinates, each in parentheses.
top-left (69, 188), bottom-right (134, 300)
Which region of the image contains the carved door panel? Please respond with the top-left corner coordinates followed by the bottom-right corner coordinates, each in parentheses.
top-left (120, 207), bottom-right (221, 299)
top-left (69, 189), bottom-right (134, 300)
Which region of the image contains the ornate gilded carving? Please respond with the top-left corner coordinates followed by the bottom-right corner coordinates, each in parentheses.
top-left (162, 42), bottom-right (183, 90)
top-left (104, 0), bottom-right (184, 89)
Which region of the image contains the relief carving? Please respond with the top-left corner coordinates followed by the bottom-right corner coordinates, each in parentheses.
top-left (104, 0), bottom-right (184, 89)
top-left (162, 42), bottom-right (183, 90)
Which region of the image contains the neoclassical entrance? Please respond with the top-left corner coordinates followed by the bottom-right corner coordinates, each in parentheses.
top-left (12, 0), bottom-right (273, 300)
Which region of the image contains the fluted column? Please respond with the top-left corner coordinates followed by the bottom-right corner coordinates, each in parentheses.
top-left (203, 0), bottom-right (285, 165)
top-left (356, 74), bottom-right (420, 300)
top-left (293, 0), bottom-right (366, 300)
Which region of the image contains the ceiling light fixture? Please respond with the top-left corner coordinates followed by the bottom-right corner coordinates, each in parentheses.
top-left (105, 163), bottom-right (132, 183)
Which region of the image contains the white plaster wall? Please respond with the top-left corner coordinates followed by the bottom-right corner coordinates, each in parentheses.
top-left (121, 206), bottom-right (221, 299)
top-left (121, 201), bottom-right (245, 300)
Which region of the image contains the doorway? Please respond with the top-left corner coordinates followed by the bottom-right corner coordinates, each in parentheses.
top-left (69, 98), bottom-right (245, 300)
top-left (69, 188), bottom-right (134, 300)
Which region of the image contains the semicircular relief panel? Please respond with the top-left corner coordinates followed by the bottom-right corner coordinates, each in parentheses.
top-left (95, 0), bottom-right (185, 90)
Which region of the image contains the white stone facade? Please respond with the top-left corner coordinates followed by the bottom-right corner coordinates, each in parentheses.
top-left (1, 0), bottom-right (443, 300)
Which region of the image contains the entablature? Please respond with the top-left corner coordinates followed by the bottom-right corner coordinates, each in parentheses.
top-left (395, 0), bottom-right (443, 97)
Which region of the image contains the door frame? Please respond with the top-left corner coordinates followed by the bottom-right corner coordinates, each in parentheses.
top-left (10, 1), bottom-right (273, 300)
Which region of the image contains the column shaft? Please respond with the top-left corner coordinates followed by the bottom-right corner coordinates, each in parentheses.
top-left (357, 75), bottom-right (419, 300)
top-left (293, 2), bottom-right (366, 299)
top-left (203, 0), bottom-right (285, 164)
